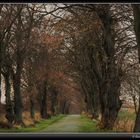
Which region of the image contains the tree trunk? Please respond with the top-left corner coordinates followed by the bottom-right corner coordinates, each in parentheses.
top-left (99, 80), bottom-right (122, 129)
top-left (27, 79), bottom-right (35, 120)
top-left (81, 82), bottom-right (90, 113)
top-left (3, 72), bottom-right (14, 127)
top-left (92, 91), bottom-right (100, 119)
top-left (97, 6), bottom-right (122, 129)
top-left (65, 101), bottom-right (70, 114)
top-left (132, 4), bottom-right (140, 132)
top-left (30, 97), bottom-right (35, 119)
top-left (132, 5), bottom-right (140, 63)
top-left (81, 77), bottom-right (100, 119)
top-left (60, 100), bottom-right (67, 114)
top-left (12, 7), bottom-right (24, 125)
top-left (13, 70), bottom-right (24, 125)
top-left (50, 89), bottom-right (58, 115)
top-left (13, 80), bottom-right (23, 125)
top-left (39, 81), bottom-right (47, 119)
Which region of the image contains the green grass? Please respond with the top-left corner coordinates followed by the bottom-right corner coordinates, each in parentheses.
top-left (0, 114), bottom-right (65, 133)
top-left (79, 115), bottom-right (115, 132)
top-left (78, 115), bottom-right (99, 132)
top-left (0, 109), bottom-right (136, 133)
top-left (78, 109), bottom-right (136, 133)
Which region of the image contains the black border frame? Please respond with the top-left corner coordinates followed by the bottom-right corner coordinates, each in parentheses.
top-left (0, 1), bottom-right (140, 139)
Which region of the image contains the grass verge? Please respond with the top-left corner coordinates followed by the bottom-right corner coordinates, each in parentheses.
top-left (0, 114), bottom-right (65, 133)
top-left (79, 108), bottom-right (136, 133)
top-left (78, 115), bottom-right (99, 132)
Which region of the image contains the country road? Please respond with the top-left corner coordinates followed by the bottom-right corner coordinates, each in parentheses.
top-left (40, 115), bottom-right (81, 133)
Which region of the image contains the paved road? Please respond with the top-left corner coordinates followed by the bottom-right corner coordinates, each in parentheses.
top-left (41, 115), bottom-right (81, 133)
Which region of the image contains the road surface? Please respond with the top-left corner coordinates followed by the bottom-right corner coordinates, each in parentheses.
top-left (41, 115), bottom-right (81, 133)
